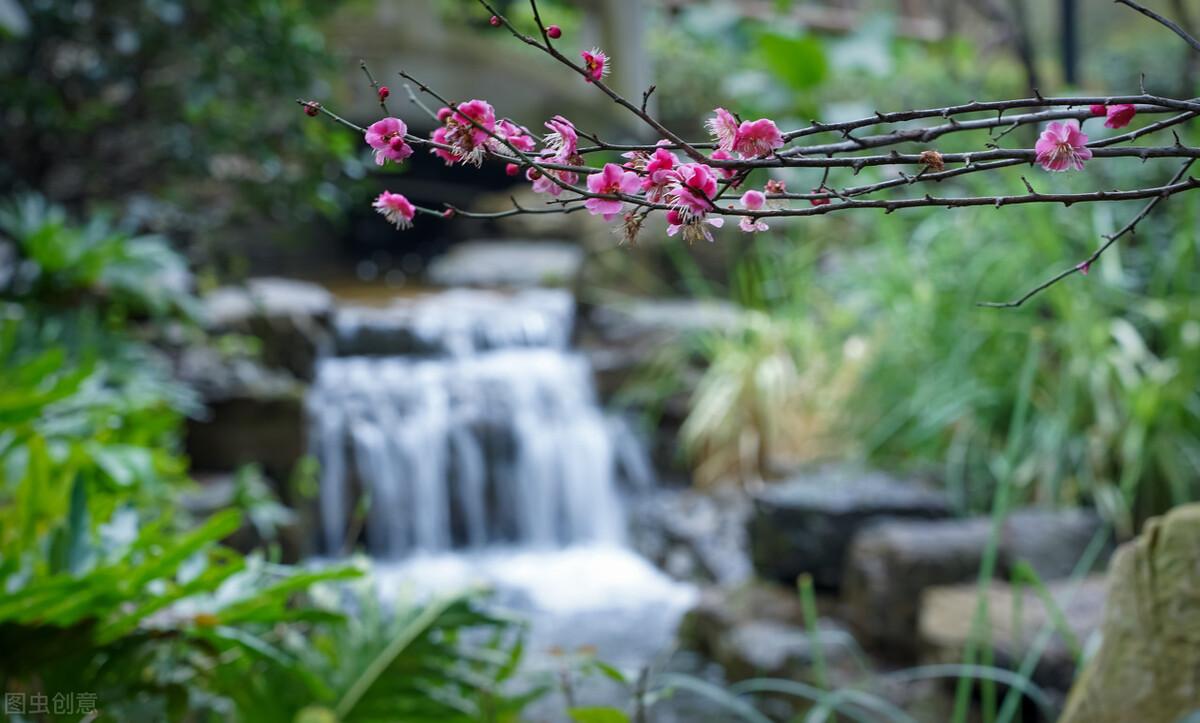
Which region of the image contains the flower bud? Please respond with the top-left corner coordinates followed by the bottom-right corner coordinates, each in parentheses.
top-left (547, 25), bottom-right (562, 39)
top-left (302, 101), bottom-right (320, 117)
top-left (505, 163), bottom-right (520, 176)
top-left (918, 149), bottom-right (945, 172)
top-left (378, 86), bottom-right (390, 101)
top-left (489, 15), bottom-right (501, 26)
top-left (442, 208), bottom-right (456, 219)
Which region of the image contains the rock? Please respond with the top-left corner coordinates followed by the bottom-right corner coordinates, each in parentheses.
top-left (843, 508), bottom-right (1112, 658)
top-left (678, 582), bottom-right (807, 656)
top-left (181, 347), bottom-right (307, 481)
top-left (426, 240), bottom-right (584, 289)
top-left (919, 576), bottom-right (1107, 697)
top-left (1001, 508), bottom-right (1110, 581)
top-left (1060, 504), bottom-right (1200, 723)
top-left (202, 277), bottom-right (334, 380)
top-left (581, 298), bottom-right (744, 399)
top-left (713, 620), bottom-right (859, 683)
top-left (678, 582), bottom-right (860, 685)
top-left (629, 487), bottom-right (752, 586)
top-left (748, 466), bottom-right (951, 590)
top-left (181, 472), bottom-right (308, 560)
top-left (843, 517), bottom-right (993, 657)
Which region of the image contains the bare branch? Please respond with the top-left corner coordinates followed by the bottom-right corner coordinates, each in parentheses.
top-left (980, 159), bottom-right (1196, 307)
top-left (1115, 0), bottom-right (1200, 54)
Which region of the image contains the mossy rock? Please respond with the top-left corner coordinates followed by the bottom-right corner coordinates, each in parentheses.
top-left (1060, 504), bottom-right (1200, 723)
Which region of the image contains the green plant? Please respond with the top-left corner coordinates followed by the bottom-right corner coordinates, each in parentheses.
top-left (0, 198), bottom-right (541, 721)
top-left (0, 0), bottom-right (356, 252)
top-left (206, 584), bottom-right (538, 723)
top-left (653, 174), bottom-right (1200, 525)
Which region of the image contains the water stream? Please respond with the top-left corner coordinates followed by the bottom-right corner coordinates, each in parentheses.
top-left (307, 287), bottom-right (695, 694)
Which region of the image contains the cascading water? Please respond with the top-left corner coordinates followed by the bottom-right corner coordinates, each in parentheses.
top-left (307, 284), bottom-right (694, 709)
top-left (309, 288), bottom-right (649, 557)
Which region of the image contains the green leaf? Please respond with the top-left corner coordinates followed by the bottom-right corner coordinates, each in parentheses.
top-left (752, 30), bottom-right (826, 91)
top-left (568, 707), bottom-right (631, 723)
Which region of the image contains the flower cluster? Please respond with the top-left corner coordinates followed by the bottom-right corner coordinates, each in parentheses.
top-left (325, 26), bottom-right (1183, 258)
top-left (706, 108), bottom-right (784, 159)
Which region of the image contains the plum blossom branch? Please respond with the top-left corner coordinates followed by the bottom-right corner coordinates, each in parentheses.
top-left (475, 0), bottom-right (708, 160)
top-left (979, 159), bottom-right (1196, 308)
top-left (297, 0), bottom-right (1200, 304)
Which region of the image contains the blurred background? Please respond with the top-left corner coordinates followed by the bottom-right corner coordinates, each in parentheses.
top-left (3, 0), bottom-right (1200, 721)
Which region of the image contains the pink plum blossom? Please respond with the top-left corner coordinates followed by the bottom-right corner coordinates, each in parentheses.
top-left (581, 48), bottom-right (609, 83)
top-left (739, 217), bottom-right (768, 233)
top-left (668, 163), bottom-right (719, 215)
top-left (665, 163), bottom-right (725, 242)
top-left (1089, 104), bottom-right (1107, 117)
top-left (739, 190), bottom-right (765, 211)
top-left (496, 119), bottom-right (536, 152)
top-left (1103, 104), bottom-right (1136, 129)
top-left (733, 118), bottom-right (784, 158)
top-left (365, 117), bottom-right (413, 166)
top-left (1035, 120), bottom-right (1092, 172)
top-left (706, 108), bottom-right (740, 154)
top-left (666, 208), bottom-right (724, 244)
top-left (709, 150), bottom-right (738, 180)
top-left (373, 191), bottom-right (416, 229)
top-left (737, 190), bottom-right (768, 233)
top-left (584, 163), bottom-right (641, 220)
top-left (543, 115), bottom-right (579, 160)
top-left (527, 167), bottom-right (579, 197)
top-left (443, 99), bottom-right (497, 165)
top-left (623, 146), bottom-right (679, 200)
top-left (429, 126), bottom-right (460, 165)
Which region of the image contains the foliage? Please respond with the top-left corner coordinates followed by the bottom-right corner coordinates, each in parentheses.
top-left (0, 0), bottom-right (358, 255)
top-left (654, 178), bottom-right (1200, 527)
top-left (0, 195), bottom-right (197, 319)
top-left (206, 583), bottom-right (537, 723)
top-left (0, 198), bottom-right (537, 721)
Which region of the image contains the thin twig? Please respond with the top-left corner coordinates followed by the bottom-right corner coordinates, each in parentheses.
top-left (360, 60), bottom-right (391, 115)
top-left (1115, 0), bottom-right (1200, 54)
top-left (980, 159), bottom-right (1195, 308)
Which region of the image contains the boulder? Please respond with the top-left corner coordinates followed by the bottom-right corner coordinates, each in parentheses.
top-left (843, 508), bottom-right (1111, 657)
top-left (629, 487), bottom-right (752, 586)
top-left (581, 298), bottom-right (743, 400)
top-left (202, 277), bottom-right (334, 380)
top-left (425, 240), bottom-right (584, 289)
top-left (181, 346), bottom-right (308, 481)
top-left (1001, 508), bottom-right (1110, 581)
top-left (1060, 504), bottom-right (1200, 723)
top-left (678, 582), bottom-right (806, 655)
top-left (713, 620), bottom-right (860, 684)
top-left (678, 582), bottom-right (860, 685)
top-left (748, 466), bottom-right (951, 590)
top-left (919, 576), bottom-right (1107, 697)
top-left (843, 517), bottom-right (993, 657)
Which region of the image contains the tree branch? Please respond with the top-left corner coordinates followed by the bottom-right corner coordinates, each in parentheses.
top-left (979, 159), bottom-right (1196, 307)
top-left (1115, 0), bottom-right (1200, 54)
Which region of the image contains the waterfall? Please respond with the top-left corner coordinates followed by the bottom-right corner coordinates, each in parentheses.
top-left (308, 289), bottom-right (648, 557)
